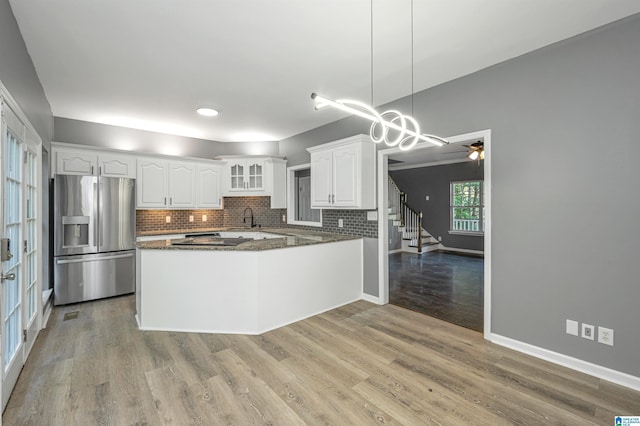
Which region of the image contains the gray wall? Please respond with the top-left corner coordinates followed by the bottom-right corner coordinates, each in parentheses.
top-left (54, 117), bottom-right (280, 160)
top-left (390, 161), bottom-right (484, 251)
top-left (363, 237), bottom-right (379, 297)
top-left (0, 0), bottom-right (53, 148)
top-left (280, 14), bottom-right (640, 377)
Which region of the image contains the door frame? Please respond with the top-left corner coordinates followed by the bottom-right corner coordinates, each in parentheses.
top-left (376, 129), bottom-right (492, 338)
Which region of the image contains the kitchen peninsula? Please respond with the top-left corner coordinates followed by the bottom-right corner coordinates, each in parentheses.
top-left (135, 228), bottom-right (363, 334)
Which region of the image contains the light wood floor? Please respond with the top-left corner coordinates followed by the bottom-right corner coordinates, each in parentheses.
top-left (3, 295), bottom-right (639, 425)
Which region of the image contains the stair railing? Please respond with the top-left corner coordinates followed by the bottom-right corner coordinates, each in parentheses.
top-left (389, 176), bottom-right (424, 253)
top-left (403, 203), bottom-right (423, 253)
top-left (388, 177), bottom-right (404, 226)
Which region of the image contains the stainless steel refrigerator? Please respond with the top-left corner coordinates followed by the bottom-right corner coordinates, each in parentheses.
top-left (53, 175), bottom-right (135, 305)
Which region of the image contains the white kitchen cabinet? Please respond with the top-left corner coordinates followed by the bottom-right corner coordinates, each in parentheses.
top-left (196, 164), bottom-right (222, 208)
top-left (227, 159), bottom-right (264, 191)
top-left (137, 158), bottom-right (169, 208)
top-left (307, 134), bottom-right (376, 210)
top-left (98, 153), bottom-right (135, 178)
top-left (54, 147), bottom-right (135, 178)
top-left (137, 158), bottom-right (222, 209)
top-left (168, 162), bottom-right (196, 208)
top-left (217, 156), bottom-right (287, 208)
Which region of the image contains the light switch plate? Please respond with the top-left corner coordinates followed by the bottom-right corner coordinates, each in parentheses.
top-left (338, 219), bottom-right (344, 228)
top-left (566, 319), bottom-right (579, 336)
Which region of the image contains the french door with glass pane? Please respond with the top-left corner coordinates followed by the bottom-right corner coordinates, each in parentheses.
top-left (1, 96), bottom-right (41, 410)
top-left (2, 117), bottom-right (24, 409)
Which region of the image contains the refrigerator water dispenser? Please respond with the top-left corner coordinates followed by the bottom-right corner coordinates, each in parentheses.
top-left (61, 216), bottom-right (90, 248)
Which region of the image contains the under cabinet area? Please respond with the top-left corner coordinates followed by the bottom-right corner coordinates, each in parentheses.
top-left (217, 155), bottom-right (287, 208)
top-left (307, 134), bottom-right (376, 209)
top-left (53, 145), bottom-right (135, 178)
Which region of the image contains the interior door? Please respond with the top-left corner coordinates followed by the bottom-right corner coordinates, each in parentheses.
top-left (23, 145), bottom-right (39, 356)
top-left (1, 107), bottom-right (25, 410)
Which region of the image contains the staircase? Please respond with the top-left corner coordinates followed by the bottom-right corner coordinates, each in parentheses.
top-left (388, 177), bottom-right (441, 254)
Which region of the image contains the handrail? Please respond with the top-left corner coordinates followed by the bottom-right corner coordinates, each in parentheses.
top-left (389, 176), bottom-right (424, 253)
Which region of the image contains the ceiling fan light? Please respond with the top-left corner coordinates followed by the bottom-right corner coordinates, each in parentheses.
top-left (468, 150), bottom-right (479, 160)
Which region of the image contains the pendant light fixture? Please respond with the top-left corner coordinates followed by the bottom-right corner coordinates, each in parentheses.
top-left (311, 0), bottom-right (448, 151)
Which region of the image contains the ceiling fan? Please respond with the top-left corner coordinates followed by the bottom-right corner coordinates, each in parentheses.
top-left (464, 141), bottom-right (484, 160)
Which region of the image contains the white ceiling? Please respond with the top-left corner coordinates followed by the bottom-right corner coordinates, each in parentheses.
top-left (9, 0), bottom-right (640, 143)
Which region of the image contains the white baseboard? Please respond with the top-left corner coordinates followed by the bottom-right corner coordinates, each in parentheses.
top-left (388, 249), bottom-right (403, 254)
top-left (490, 333), bottom-right (640, 392)
top-left (439, 246), bottom-right (484, 255)
top-left (361, 293), bottom-right (381, 304)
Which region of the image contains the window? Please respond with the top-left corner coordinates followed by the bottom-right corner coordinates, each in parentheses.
top-left (450, 180), bottom-right (484, 235)
top-left (287, 164), bottom-right (322, 227)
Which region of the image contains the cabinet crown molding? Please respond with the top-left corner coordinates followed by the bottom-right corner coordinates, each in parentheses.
top-left (52, 142), bottom-right (226, 165)
top-left (306, 134), bottom-right (370, 154)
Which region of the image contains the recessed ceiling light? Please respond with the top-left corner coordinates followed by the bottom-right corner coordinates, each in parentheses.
top-left (196, 107), bottom-right (219, 117)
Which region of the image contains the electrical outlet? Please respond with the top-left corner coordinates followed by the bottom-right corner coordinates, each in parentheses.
top-left (189, 215), bottom-right (194, 222)
top-left (202, 214), bottom-right (207, 222)
top-left (566, 319), bottom-right (579, 336)
top-left (165, 215), bottom-right (171, 223)
top-left (581, 323), bottom-right (595, 341)
top-left (598, 326), bottom-right (614, 346)
top-left (425, 195), bottom-right (430, 201)
top-left (282, 214), bottom-right (286, 222)
top-left (338, 219), bottom-right (344, 228)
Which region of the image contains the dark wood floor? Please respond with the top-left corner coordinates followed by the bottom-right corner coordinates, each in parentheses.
top-left (389, 250), bottom-right (484, 332)
top-left (4, 294), bottom-right (640, 425)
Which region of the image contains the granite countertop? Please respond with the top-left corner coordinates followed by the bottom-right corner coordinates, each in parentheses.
top-left (137, 227), bottom-right (226, 236)
top-left (136, 227), bottom-right (361, 251)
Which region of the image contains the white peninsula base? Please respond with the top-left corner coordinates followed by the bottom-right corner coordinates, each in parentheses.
top-left (136, 238), bottom-right (363, 334)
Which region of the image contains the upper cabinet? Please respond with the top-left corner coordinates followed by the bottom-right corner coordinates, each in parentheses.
top-left (217, 156), bottom-right (287, 208)
top-left (53, 147), bottom-right (135, 178)
top-left (136, 157), bottom-right (223, 210)
top-left (307, 134), bottom-right (376, 210)
top-left (196, 164), bottom-right (222, 209)
top-left (136, 158), bottom-right (169, 208)
top-left (227, 159), bottom-right (265, 191)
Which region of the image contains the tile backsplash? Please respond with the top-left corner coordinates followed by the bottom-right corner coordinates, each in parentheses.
top-left (137, 196), bottom-right (378, 238)
top-left (136, 209), bottom-right (224, 233)
top-left (286, 209), bottom-right (378, 238)
top-left (223, 197), bottom-right (286, 228)
top-left (136, 196), bottom-right (285, 233)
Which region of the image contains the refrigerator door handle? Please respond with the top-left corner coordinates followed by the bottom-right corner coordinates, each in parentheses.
top-left (95, 180), bottom-right (101, 251)
top-left (56, 252), bottom-right (134, 265)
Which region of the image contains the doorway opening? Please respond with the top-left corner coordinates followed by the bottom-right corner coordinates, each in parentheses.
top-left (377, 129), bottom-right (492, 337)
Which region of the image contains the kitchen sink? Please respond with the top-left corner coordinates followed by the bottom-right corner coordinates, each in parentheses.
top-left (171, 237), bottom-right (249, 247)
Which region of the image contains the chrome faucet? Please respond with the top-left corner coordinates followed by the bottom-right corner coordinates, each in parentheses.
top-left (243, 207), bottom-right (256, 228)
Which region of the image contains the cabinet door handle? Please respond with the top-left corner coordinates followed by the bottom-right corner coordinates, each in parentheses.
top-left (164, 197), bottom-right (167, 205)
top-left (332, 194), bottom-right (335, 203)
top-left (170, 197), bottom-right (173, 205)
top-left (328, 194), bottom-right (331, 203)
top-left (91, 166), bottom-right (94, 175)
top-left (99, 166), bottom-right (102, 175)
